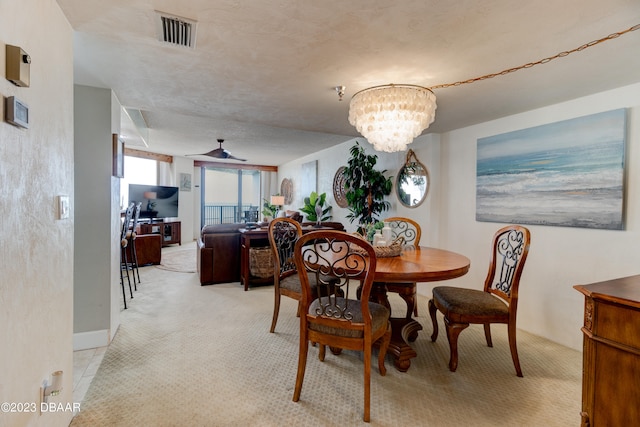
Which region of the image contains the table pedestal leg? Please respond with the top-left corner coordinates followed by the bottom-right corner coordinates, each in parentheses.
top-left (371, 282), bottom-right (421, 372)
top-left (387, 317), bottom-right (422, 372)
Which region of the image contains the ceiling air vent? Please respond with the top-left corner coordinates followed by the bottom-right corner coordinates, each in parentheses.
top-left (155, 11), bottom-right (197, 48)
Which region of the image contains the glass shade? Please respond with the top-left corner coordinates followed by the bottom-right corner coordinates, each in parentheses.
top-left (348, 84), bottom-right (437, 152)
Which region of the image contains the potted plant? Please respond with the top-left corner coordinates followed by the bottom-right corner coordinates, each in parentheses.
top-left (299, 191), bottom-right (332, 224)
top-left (261, 198), bottom-right (277, 222)
top-left (343, 141), bottom-right (393, 227)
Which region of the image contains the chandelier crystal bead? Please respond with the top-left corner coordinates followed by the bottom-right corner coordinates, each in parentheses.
top-left (348, 84), bottom-right (437, 152)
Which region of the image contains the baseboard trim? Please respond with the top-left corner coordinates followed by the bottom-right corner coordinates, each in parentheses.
top-left (73, 329), bottom-right (110, 351)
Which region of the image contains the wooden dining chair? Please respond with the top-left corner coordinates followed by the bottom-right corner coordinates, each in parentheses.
top-left (293, 230), bottom-right (391, 423)
top-left (428, 225), bottom-right (531, 376)
top-left (380, 217), bottom-right (422, 318)
top-left (267, 217), bottom-right (304, 333)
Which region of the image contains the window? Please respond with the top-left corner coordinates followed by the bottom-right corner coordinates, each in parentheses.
top-left (201, 167), bottom-right (261, 226)
top-left (120, 156), bottom-right (158, 209)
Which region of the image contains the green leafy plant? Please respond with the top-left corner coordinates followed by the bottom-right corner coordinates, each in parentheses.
top-left (343, 141), bottom-right (393, 226)
top-left (261, 198), bottom-right (277, 219)
top-left (365, 221), bottom-right (385, 242)
top-left (299, 191), bottom-right (332, 222)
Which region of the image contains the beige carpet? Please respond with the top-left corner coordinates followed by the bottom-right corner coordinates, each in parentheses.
top-left (71, 260), bottom-right (582, 426)
top-left (155, 247), bottom-right (197, 273)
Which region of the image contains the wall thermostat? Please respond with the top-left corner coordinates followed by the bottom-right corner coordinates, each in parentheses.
top-left (6, 44), bottom-right (31, 87)
top-left (6, 96), bottom-right (29, 128)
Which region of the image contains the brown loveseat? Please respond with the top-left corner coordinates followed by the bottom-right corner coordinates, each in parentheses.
top-left (196, 219), bottom-right (345, 286)
top-left (197, 223), bottom-right (245, 285)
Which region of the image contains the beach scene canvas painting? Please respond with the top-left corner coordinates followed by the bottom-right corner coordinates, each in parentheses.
top-left (476, 109), bottom-right (626, 230)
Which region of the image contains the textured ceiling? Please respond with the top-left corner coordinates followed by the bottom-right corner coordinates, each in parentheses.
top-left (57, 0), bottom-right (640, 166)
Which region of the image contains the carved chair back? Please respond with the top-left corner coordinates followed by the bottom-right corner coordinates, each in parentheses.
top-left (384, 216), bottom-right (421, 249)
top-left (268, 217), bottom-right (303, 281)
top-left (295, 231), bottom-right (377, 330)
top-left (484, 225), bottom-right (531, 313)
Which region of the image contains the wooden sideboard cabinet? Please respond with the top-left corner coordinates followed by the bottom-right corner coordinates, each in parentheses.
top-left (140, 220), bottom-right (181, 247)
top-left (574, 275), bottom-right (640, 427)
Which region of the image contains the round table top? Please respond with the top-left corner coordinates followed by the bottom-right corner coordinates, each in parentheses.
top-left (374, 246), bottom-right (470, 283)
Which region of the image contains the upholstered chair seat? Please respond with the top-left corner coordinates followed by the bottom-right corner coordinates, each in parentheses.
top-left (431, 287), bottom-right (509, 323)
top-left (308, 298), bottom-right (390, 339)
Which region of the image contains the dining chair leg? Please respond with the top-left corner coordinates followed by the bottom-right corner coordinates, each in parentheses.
top-left (269, 292), bottom-right (281, 333)
top-left (377, 325), bottom-right (391, 376)
top-left (428, 299), bottom-right (439, 341)
top-left (483, 323), bottom-right (493, 347)
top-left (318, 344), bottom-right (326, 361)
top-left (293, 330), bottom-right (309, 403)
top-left (508, 322), bottom-right (523, 377)
top-left (444, 319), bottom-right (468, 372)
top-left (363, 344), bottom-right (372, 422)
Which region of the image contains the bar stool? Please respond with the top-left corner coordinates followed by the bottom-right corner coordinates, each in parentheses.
top-left (126, 202), bottom-right (142, 288)
top-left (120, 203), bottom-right (134, 309)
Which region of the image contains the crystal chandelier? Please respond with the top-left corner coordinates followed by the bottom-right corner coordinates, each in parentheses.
top-left (348, 84), bottom-right (437, 153)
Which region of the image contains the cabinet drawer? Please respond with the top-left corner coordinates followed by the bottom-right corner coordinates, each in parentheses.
top-left (594, 301), bottom-right (640, 350)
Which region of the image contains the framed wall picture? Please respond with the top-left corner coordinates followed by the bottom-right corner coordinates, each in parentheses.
top-left (179, 173), bottom-right (192, 191)
top-left (476, 108), bottom-right (627, 230)
top-left (300, 160), bottom-right (317, 198)
top-left (112, 134), bottom-right (124, 178)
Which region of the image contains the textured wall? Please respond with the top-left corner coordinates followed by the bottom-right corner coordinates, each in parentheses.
top-left (73, 85), bottom-right (122, 343)
top-left (0, 0), bottom-right (75, 426)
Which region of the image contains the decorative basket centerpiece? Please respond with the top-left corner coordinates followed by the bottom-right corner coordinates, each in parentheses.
top-left (371, 242), bottom-right (403, 258)
top-left (350, 232), bottom-right (403, 258)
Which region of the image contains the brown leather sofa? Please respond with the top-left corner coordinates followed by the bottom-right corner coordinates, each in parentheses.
top-left (196, 219), bottom-right (345, 286)
top-left (197, 223), bottom-right (245, 285)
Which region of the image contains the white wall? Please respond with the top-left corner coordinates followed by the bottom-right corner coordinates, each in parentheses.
top-left (73, 85), bottom-right (122, 349)
top-left (434, 83), bottom-right (640, 351)
top-left (0, 1), bottom-right (75, 425)
top-left (171, 156), bottom-right (195, 243)
top-left (279, 83), bottom-right (640, 351)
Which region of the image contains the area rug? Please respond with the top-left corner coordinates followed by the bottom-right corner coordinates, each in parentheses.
top-left (155, 247), bottom-right (197, 273)
top-left (71, 265), bottom-right (582, 426)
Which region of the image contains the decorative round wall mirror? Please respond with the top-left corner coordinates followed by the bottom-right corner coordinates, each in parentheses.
top-left (396, 149), bottom-right (429, 208)
top-left (280, 178), bottom-right (293, 205)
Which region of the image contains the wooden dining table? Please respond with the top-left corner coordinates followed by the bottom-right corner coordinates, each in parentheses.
top-left (372, 246), bottom-right (471, 372)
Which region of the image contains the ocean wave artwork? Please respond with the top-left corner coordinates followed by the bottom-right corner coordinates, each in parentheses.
top-left (476, 109), bottom-right (626, 230)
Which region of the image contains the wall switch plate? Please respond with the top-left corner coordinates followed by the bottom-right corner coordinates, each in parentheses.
top-left (57, 195), bottom-right (69, 220)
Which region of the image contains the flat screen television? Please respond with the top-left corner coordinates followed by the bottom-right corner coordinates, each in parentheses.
top-left (128, 184), bottom-right (179, 220)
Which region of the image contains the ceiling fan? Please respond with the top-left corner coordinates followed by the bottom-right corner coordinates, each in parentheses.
top-left (188, 139), bottom-right (247, 161)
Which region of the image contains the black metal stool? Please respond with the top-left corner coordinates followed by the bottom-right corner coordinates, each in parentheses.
top-left (120, 203), bottom-right (135, 308)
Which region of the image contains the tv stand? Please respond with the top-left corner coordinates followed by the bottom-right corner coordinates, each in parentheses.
top-left (139, 220), bottom-right (181, 247)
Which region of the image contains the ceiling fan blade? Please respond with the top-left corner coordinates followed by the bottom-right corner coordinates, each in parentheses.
top-left (226, 154), bottom-right (247, 161)
top-left (186, 139), bottom-right (246, 161)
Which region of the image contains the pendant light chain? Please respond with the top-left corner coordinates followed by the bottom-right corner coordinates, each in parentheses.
top-left (428, 24), bottom-right (640, 91)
